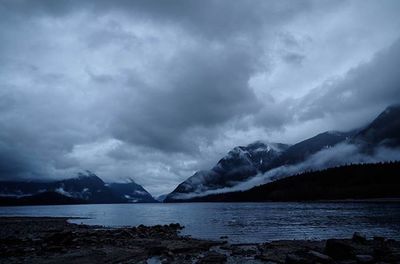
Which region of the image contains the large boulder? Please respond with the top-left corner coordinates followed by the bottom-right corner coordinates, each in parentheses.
top-left (325, 239), bottom-right (355, 260)
top-left (352, 232), bottom-right (367, 244)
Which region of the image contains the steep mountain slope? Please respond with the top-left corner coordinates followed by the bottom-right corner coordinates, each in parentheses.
top-left (165, 134), bottom-right (354, 201)
top-left (108, 182), bottom-right (156, 203)
top-left (156, 194), bottom-right (168, 202)
top-left (169, 162), bottom-right (400, 202)
top-left (165, 105), bottom-right (400, 202)
top-left (265, 131), bottom-right (354, 171)
top-left (0, 171), bottom-right (157, 205)
top-left (353, 104), bottom-right (400, 147)
top-left (52, 172), bottom-right (122, 203)
top-left (166, 142), bottom-right (289, 201)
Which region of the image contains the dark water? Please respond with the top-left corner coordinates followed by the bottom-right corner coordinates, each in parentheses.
top-left (1, 202), bottom-right (399, 243)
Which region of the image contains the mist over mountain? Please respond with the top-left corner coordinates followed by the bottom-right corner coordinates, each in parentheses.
top-left (0, 171), bottom-right (156, 206)
top-left (2, 104), bottom-right (398, 205)
top-left (352, 104), bottom-right (400, 148)
top-left (165, 105), bottom-right (400, 202)
top-left (166, 142), bottom-right (288, 200)
top-left (108, 181), bottom-right (156, 203)
top-left (1, 1), bottom-right (400, 197)
top-left (265, 131), bottom-right (355, 171)
top-left (172, 162), bottom-right (400, 202)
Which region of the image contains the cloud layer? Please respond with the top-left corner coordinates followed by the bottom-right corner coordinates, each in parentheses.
top-left (1, 0), bottom-right (400, 195)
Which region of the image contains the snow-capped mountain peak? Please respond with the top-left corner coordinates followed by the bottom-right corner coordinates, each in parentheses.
top-left (166, 141), bottom-right (289, 200)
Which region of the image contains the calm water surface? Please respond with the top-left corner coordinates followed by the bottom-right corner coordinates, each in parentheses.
top-left (1, 202), bottom-right (399, 243)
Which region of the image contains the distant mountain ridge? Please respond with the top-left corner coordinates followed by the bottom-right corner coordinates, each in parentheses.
top-left (165, 104), bottom-right (400, 202)
top-left (0, 171), bottom-right (157, 206)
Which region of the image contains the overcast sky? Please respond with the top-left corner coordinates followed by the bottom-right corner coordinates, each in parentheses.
top-left (1, 0), bottom-right (400, 195)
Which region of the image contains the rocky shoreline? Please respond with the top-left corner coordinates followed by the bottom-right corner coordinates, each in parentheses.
top-left (1, 217), bottom-right (399, 264)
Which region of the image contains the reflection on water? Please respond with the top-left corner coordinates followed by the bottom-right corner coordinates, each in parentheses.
top-left (1, 202), bottom-right (399, 243)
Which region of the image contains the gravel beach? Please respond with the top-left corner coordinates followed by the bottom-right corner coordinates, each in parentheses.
top-left (1, 217), bottom-right (399, 264)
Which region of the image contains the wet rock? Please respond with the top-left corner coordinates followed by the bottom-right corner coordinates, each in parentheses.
top-left (285, 253), bottom-right (310, 264)
top-left (219, 244), bottom-right (232, 250)
top-left (31, 238), bottom-right (42, 243)
top-left (169, 223), bottom-right (183, 230)
top-left (255, 253), bottom-right (277, 262)
top-left (47, 245), bottom-right (64, 252)
top-left (325, 239), bottom-right (355, 260)
top-left (308, 250), bottom-right (334, 263)
top-left (352, 232), bottom-right (367, 244)
top-left (197, 251), bottom-right (227, 263)
top-left (23, 247), bottom-right (36, 253)
top-left (230, 246), bottom-right (257, 256)
top-left (355, 254), bottom-right (374, 263)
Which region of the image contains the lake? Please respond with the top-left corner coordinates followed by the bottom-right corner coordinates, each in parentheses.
top-left (1, 202), bottom-right (399, 243)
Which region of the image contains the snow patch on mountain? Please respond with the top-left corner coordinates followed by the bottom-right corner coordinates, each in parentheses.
top-left (54, 187), bottom-right (72, 197)
top-left (166, 141), bottom-right (289, 200)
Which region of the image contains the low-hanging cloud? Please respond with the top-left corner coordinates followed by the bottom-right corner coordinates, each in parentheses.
top-left (1, 0), bottom-right (400, 196)
top-left (175, 143), bottom-right (400, 199)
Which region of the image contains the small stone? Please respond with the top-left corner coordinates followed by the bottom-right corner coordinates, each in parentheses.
top-left (219, 244), bottom-right (232, 250)
top-left (373, 236), bottom-right (385, 242)
top-left (197, 251), bottom-right (227, 263)
top-left (355, 254), bottom-right (374, 263)
top-left (285, 254), bottom-right (309, 264)
top-left (23, 247), bottom-right (36, 252)
top-left (231, 247), bottom-right (256, 256)
top-left (308, 250), bottom-right (334, 263)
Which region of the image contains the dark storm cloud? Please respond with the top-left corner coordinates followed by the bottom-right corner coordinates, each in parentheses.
top-left (110, 44), bottom-right (262, 152)
top-left (0, 0), bottom-right (317, 38)
top-left (296, 38), bottom-right (400, 123)
top-left (0, 0), bottom-right (400, 195)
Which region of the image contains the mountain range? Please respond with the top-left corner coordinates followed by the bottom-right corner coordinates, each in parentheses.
top-left (0, 171), bottom-right (156, 206)
top-left (1, 105), bottom-right (399, 205)
top-left (165, 104), bottom-right (400, 202)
